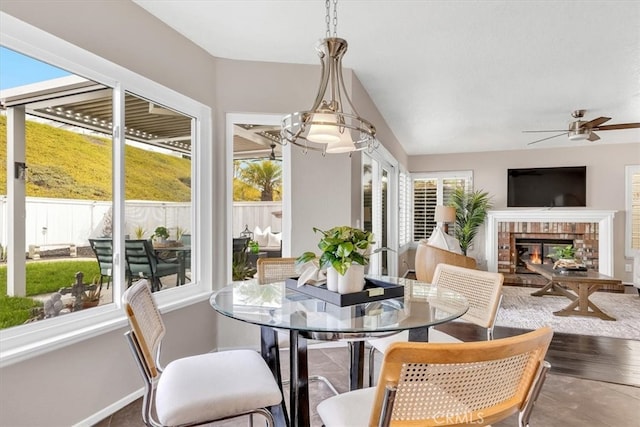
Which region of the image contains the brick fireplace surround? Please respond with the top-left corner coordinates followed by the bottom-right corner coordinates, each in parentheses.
top-left (485, 210), bottom-right (616, 277)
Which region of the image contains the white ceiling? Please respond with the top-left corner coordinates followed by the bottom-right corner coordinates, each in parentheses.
top-left (133, 0), bottom-right (640, 156)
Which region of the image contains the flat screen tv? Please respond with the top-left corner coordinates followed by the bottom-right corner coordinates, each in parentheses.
top-left (507, 166), bottom-right (586, 207)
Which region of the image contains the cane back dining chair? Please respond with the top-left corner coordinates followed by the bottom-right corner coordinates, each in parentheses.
top-left (89, 238), bottom-right (113, 290)
top-left (318, 326), bottom-right (553, 427)
top-left (123, 280), bottom-right (283, 427)
top-left (256, 257), bottom-right (340, 396)
top-left (368, 263), bottom-right (504, 385)
top-left (124, 239), bottom-right (180, 292)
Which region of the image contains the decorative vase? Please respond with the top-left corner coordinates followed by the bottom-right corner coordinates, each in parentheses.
top-left (336, 264), bottom-right (366, 294)
top-left (326, 266), bottom-right (339, 292)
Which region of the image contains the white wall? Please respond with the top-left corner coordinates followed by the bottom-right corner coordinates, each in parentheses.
top-left (0, 1), bottom-right (218, 425)
top-left (0, 1), bottom-right (401, 424)
top-left (408, 142), bottom-right (640, 282)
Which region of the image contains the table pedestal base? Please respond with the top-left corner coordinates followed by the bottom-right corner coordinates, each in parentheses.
top-left (531, 282), bottom-right (616, 321)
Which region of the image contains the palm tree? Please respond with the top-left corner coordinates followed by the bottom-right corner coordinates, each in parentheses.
top-left (449, 187), bottom-right (493, 255)
top-left (237, 160), bottom-right (282, 201)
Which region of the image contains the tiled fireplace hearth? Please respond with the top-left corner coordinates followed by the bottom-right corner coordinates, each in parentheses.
top-left (485, 210), bottom-right (616, 276)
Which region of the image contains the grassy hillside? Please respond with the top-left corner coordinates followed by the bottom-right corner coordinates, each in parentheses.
top-left (0, 115), bottom-right (191, 201)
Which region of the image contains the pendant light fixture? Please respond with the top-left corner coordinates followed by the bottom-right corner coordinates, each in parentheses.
top-left (280, 0), bottom-right (378, 154)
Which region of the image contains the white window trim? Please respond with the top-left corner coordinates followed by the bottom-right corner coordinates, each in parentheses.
top-left (0, 12), bottom-right (213, 368)
top-left (411, 170), bottom-right (473, 242)
top-left (626, 165), bottom-right (640, 258)
top-left (225, 113), bottom-right (290, 283)
top-left (362, 144), bottom-right (399, 277)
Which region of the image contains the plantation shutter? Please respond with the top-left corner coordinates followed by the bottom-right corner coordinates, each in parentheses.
top-left (412, 171), bottom-right (473, 242)
top-left (398, 171), bottom-right (410, 246)
top-left (413, 178), bottom-right (437, 240)
top-left (632, 168), bottom-right (640, 251)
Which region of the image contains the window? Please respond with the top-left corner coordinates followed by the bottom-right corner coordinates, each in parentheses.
top-left (0, 13), bottom-right (212, 366)
top-left (412, 171), bottom-right (472, 241)
top-left (626, 165), bottom-right (640, 258)
top-left (362, 147), bottom-right (398, 276)
top-left (398, 169), bottom-right (411, 247)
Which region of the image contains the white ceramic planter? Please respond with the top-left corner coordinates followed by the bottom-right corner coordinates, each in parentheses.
top-left (332, 264), bottom-right (366, 294)
top-left (326, 267), bottom-right (339, 292)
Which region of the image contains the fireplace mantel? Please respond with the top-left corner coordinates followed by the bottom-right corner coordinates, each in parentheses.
top-left (485, 209), bottom-right (616, 276)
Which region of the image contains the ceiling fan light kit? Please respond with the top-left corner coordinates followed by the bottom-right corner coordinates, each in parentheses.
top-left (525, 109), bottom-right (640, 145)
top-left (280, 0), bottom-right (378, 154)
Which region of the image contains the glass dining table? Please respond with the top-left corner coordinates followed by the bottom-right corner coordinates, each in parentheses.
top-left (210, 276), bottom-right (469, 427)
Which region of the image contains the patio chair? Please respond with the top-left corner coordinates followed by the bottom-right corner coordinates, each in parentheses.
top-left (124, 239), bottom-right (180, 292)
top-left (89, 238), bottom-right (113, 290)
top-left (123, 279), bottom-right (283, 427)
top-left (367, 263), bottom-right (504, 385)
top-left (318, 326), bottom-right (553, 427)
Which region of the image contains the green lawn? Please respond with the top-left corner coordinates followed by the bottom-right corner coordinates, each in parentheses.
top-left (0, 260), bottom-right (100, 329)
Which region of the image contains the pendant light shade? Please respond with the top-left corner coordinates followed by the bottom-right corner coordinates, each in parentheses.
top-left (306, 113), bottom-right (342, 144)
top-left (325, 129), bottom-right (355, 154)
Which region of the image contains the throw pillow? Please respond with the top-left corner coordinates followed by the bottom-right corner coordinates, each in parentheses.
top-left (267, 231), bottom-right (282, 248)
top-left (253, 226), bottom-right (270, 247)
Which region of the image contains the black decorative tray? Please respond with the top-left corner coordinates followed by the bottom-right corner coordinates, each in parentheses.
top-left (285, 277), bottom-right (404, 307)
top-left (554, 266), bottom-right (588, 272)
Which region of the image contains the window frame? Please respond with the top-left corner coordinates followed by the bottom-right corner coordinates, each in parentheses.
top-left (626, 164), bottom-right (640, 258)
top-left (411, 170), bottom-right (473, 242)
top-left (0, 12), bottom-right (213, 368)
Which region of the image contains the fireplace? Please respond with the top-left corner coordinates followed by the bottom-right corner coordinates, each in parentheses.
top-left (485, 210), bottom-right (616, 277)
top-left (514, 237), bottom-right (573, 273)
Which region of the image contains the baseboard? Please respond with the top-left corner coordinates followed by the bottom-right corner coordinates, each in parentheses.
top-left (73, 388), bottom-right (143, 427)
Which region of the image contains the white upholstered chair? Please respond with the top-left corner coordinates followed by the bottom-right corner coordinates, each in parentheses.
top-left (367, 263), bottom-right (504, 385)
top-left (123, 280), bottom-right (283, 427)
top-left (318, 327), bottom-right (553, 427)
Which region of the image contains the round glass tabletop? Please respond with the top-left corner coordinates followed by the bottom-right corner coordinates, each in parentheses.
top-left (210, 276), bottom-right (469, 339)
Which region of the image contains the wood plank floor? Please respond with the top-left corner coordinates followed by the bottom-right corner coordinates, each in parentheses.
top-left (435, 322), bottom-right (640, 387)
top-left (97, 329), bottom-right (640, 427)
top-left (97, 286), bottom-right (640, 426)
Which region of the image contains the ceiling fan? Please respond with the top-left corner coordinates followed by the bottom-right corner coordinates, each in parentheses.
top-left (524, 110), bottom-right (640, 145)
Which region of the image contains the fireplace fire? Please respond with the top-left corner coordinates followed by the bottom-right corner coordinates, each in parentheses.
top-left (515, 237), bottom-right (573, 273)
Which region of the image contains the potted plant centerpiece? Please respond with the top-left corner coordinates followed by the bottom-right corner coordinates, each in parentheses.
top-left (153, 226), bottom-right (170, 242)
top-left (547, 244), bottom-right (583, 270)
top-left (297, 226), bottom-right (375, 294)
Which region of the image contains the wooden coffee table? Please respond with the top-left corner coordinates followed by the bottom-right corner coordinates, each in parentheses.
top-left (525, 263), bottom-right (622, 321)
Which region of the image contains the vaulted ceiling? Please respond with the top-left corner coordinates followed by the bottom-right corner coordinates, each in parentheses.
top-left (133, 0), bottom-right (640, 156)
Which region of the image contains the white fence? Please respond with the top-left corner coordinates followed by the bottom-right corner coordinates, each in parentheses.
top-left (232, 201), bottom-right (282, 237)
top-left (0, 196), bottom-right (281, 249)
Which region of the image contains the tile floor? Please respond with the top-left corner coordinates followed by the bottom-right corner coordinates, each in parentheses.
top-left (95, 342), bottom-right (639, 427)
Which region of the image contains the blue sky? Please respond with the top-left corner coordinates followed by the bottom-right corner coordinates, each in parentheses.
top-left (0, 47), bottom-right (71, 90)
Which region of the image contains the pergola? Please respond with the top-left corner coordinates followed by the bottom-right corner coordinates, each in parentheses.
top-left (1, 75), bottom-right (282, 296)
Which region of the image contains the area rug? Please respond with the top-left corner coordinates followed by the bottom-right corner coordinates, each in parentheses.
top-left (495, 286), bottom-right (640, 340)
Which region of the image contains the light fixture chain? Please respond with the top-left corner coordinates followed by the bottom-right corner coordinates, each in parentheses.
top-left (325, 0), bottom-right (331, 38)
top-left (332, 0), bottom-right (338, 36)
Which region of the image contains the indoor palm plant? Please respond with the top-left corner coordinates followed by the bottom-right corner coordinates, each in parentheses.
top-left (449, 187), bottom-right (493, 255)
top-left (297, 226), bottom-right (375, 293)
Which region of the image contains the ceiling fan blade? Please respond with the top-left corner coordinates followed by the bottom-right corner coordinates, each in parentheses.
top-left (527, 132), bottom-right (568, 145)
top-left (594, 122), bottom-right (640, 131)
top-left (580, 116), bottom-right (611, 129)
top-left (588, 132), bottom-right (600, 142)
top-left (522, 130), bottom-right (567, 133)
